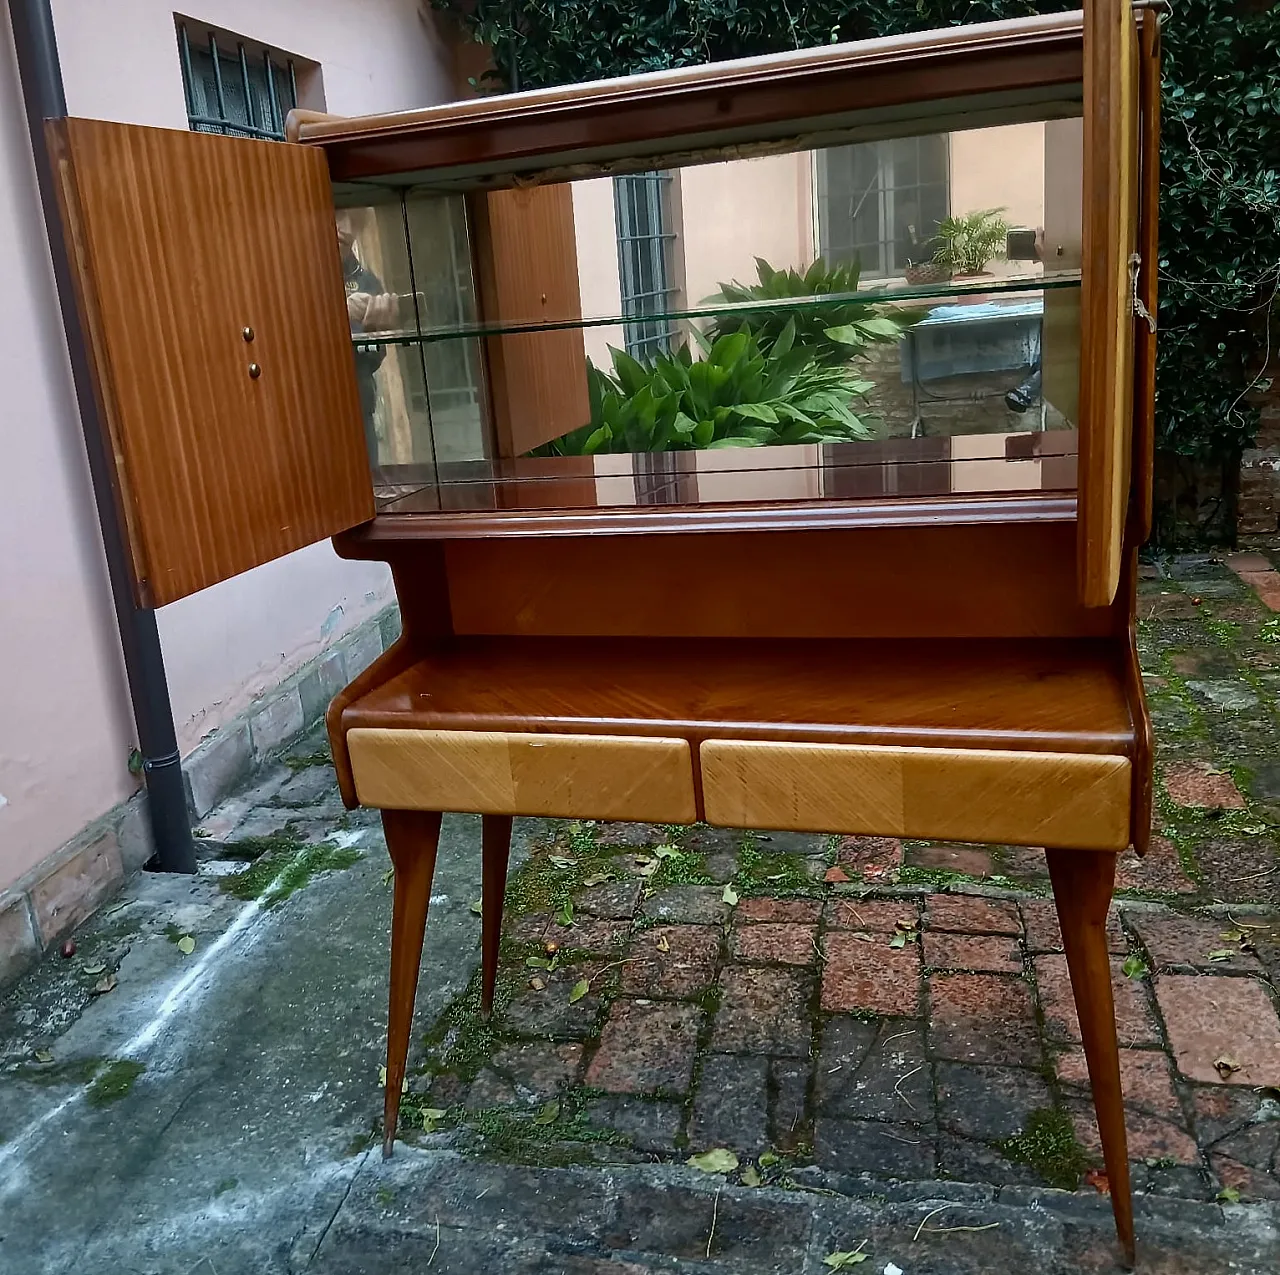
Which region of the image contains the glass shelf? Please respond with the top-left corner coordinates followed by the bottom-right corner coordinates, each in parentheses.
top-left (349, 270), bottom-right (1081, 346)
top-left (373, 428), bottom-right (1078, 516)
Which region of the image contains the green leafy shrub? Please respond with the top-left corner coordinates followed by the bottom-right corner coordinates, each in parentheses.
top-left (530, 322), bottom-right (875, 456)
top-left (931, 208), bottom-right (1009, 275)
top-left (705, 256), bottom-right (916, 364)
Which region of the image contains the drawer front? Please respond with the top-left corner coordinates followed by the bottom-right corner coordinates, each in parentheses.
top-left (347, 728), bottom-right (697, 823)
top-left (701, 740), bottom-right (1131, 851)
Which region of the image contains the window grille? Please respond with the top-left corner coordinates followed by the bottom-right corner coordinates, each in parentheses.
top-left (613, 172), bottom-right (679, 359)
top-left (818, 136), bottom-right (950, 277)
top-left (178, 22), bottom-right (298, 141)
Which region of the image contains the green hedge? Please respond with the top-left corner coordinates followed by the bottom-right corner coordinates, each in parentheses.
top-left (434, 0), bottom-right (1280, 538)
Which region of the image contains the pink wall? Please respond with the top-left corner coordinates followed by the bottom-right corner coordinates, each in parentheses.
top-left (0, 1), bottom-right (451, 890)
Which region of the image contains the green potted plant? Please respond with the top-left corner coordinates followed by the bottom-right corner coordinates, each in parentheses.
top-left (931, 208), bottom-right (1010, 278)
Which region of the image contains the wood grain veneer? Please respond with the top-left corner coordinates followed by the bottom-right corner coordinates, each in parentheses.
top-left (1077, 1), bottom-right (1140, 607)
top-left (700, 740), bottom-right (1132, 849)
top-left (436, 522), bottom-right (1117, 639)
top-left (298, 15), bottom-right (1085, 184)
top-left (472, 185), bottom-right (592, 456)
top-left (347, 728), bottom-right (697, 821)
top-left (335, 636), bottom-right (1135, 755)
top-left (49, 119), bottom-right (372, 606)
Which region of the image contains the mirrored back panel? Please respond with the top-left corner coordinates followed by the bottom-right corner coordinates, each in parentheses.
top-left (336, 115), bottom-right (1084, 515)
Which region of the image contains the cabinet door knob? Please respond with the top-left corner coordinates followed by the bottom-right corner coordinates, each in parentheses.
top-left (248, 363), bottom-right (262, 379)
top-left (242, 326), bottom-right (255, 342)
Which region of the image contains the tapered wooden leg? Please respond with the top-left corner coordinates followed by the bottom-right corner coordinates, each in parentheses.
top-left (1046, 849), bottom-right (1136, 1268)
top-left (481, 815), bottom-right (514, 1016)
top-left (381, 808), bottom-right (443, 1160)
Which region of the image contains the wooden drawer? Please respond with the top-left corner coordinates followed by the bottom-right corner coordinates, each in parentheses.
top-left (347, 727), bottom-right (697, 822)
top-left (700, 740), bottom-right (1131, 851)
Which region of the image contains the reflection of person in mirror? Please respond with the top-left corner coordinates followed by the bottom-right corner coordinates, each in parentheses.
top-left (1006, 225), bottom-right (1045, 414)
top-left (336, 209), bottom-right (399, 459)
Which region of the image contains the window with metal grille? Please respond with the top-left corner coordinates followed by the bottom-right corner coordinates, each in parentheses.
top-left (613, 172), bottom-right (678, 359)
top-left (177, 22), bottom-right (299, 141)
top-left (818, 136), bottom-right (950, 277)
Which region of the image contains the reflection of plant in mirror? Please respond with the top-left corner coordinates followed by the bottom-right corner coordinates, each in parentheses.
top-left (530, 321), bottom-right (876, 456)
top-left (706, 257), bottom-right (917, 366)
top-left (932, 208), bottom-right (1010, 276)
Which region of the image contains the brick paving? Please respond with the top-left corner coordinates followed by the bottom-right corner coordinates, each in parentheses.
top-left (7, 550), bottom-right (1280, 1272)
top-left (407, 553), bottom-right (1280, 1213)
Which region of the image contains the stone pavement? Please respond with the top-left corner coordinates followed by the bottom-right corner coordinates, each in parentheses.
top-left (2, 551), bottom-right (1280, 1273)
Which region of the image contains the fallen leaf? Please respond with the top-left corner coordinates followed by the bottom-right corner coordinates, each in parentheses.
top-left (529, 976), bottom-right (547, 990)
top-left (851, 931), bottom-right (874, 943)
top-left (1206, 949), bottom-right (1234, 962)
top-left (526, 956), bottom-right (552, 969)
top-left (656, 934), bottom-right (671, 953)
top-left (377, 1066), bottom-right (408, 1094)
top-left (1218, 1186), bottom-right (1242, 1204)
top-left (582, 873), bottom-right (613, 888)
top-left (548, 855), bottom-right (577, 868)
top-left (1085, 1168), bottom-right (1111, 1195)
top-left (420, 1107), bottom-right (448, 1131)
top-left (1220, 929), bottom-right (1245, 943)
top-left (381, 867), bottom-right (394, 886)
top-left (822, 1251), bottom-right (868, 1269)
top-left (722, 885), bottom-right (739, 906)
top-left (81, 961), bottom-right (107, 976)
top-left (889, 934), bottom-right (908, 949)
top-left (1214, 1054), bottom-right (1243, 1079)
top-left (568, 978), bottom-right (590, 1003)
top-left (824, 866), bottom-right (850, 884)
top-left (556, 902), bottom-right (574, 927)
top-left (884, 1264), bottom-right (904, 1275)
top-left (532, 1100), bottom-right (560, 1126)
top-left (34, 1049), bottom-right (54, 1064)
top-left (687, 1147), bottom-right (739, 1174)
top-left (758, 1150), bottom-right (780, 1168)
top-left (634, 856), bottom-right (659, 877)
top-left (740, 1164), bottom-right (762, 1188)
top-left (92, 974), bottom-right (117, 995)
top-left (1121, 954), bottom-right (1149, 980)
top-left (653, 844), bottom-right (680, 860)
top-left (469, 900), bottom-right (483, 915)
top-left (177, 935), bottom-right (196, 955)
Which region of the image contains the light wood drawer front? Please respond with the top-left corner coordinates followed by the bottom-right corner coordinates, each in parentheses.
top-left (700, 741), bottom-right (1131, 851)
top-left (348, 728), bottom-right (697, 822)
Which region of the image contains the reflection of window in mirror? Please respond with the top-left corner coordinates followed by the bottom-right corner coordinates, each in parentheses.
top-left (818, 136), bottom-right (950, 278)
top-left (613, 172), bottom-right (681, 358)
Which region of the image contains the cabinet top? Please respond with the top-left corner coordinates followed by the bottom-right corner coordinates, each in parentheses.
top-left (291, 12), bottom-right (1085, 191)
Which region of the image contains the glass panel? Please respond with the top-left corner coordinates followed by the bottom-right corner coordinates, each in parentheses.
top-left (339, 194), bottom-right (488, 475)
top-left (360, 117), bottom-right (1081, 514)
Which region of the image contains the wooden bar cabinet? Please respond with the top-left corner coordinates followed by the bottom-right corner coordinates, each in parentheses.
top-left (45, 2), bottom-right (1159, 1263)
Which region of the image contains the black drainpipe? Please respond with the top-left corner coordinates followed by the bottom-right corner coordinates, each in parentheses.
top-left (8, 0), bottom-right (196, 874)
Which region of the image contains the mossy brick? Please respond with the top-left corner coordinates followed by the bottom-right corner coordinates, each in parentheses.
top-left (712, 965), bottom-right (814, 1056)
top-left (28, 829), bottom-right (123, 945)
top-left (185, 723), bottom-right (253, 818)
top-left (299, 650), bottom-right (347, 725)
top-left (0, 893), bottom-right (38, 985)
top-left (584, 1000), bottom-right (702, 1093)
top-left (1035, 955), bottom-right (1159, 1047)
top-left (689, 1054), bottom-right (769, 1154)
top-left (936, 1062), bottom-right (1052, 1142)
top-left (816, 1018), bottom-right (930, 1122)
top-left (929, 973), bottom-right (1040, 1066)
top-left (249, 688), bottom-right (305, 756)
top-left (821, 930), bottom-right (920, 1016)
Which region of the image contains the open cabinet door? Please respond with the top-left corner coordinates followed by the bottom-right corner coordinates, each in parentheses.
top-left (1077, 0), bottom-right (1141, 607)
top-left (49, 119), bottom-right (373, 608)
